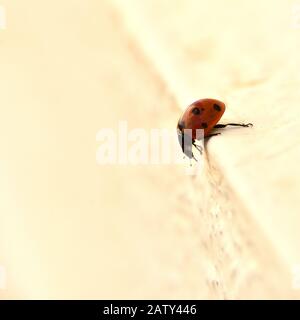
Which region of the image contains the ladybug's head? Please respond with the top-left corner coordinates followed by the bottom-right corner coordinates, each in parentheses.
top-left (177, 120), bottom-right (194, 159)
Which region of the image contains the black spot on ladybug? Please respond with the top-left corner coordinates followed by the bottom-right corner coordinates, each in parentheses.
top-left (213, 104), bottom-right (222, 112)
top-left (201, 122), bottom-right (208, 128)
top-left (178, 120), bottom-right (185, 131)
top-left (192, 107), bottom-right (201, 115)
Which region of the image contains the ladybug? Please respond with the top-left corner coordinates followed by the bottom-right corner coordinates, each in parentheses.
top-left (177, 98), bottom-right (252, 159)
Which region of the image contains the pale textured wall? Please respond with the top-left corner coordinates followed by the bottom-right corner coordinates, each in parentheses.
top-left (0, 0), bottom-right (299, 299)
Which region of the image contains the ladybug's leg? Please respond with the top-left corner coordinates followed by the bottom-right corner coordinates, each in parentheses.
top-left (214, 123), bottom-right (253, 128)
top-left (194, 144), bottom-right (202, 154)
top-left (192, 140), bottom-right (203, 154)
top-left (205, 133), bottom-right (221, 138)
top-left (193, 143), bottom-right (202, 152)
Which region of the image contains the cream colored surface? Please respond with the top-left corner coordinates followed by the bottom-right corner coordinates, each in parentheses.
top-left (0, 0), bottom-right (299, 299)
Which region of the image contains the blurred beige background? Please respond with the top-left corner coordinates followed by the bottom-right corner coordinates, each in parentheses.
top-left (0, 0), bottom-right (300, 299)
